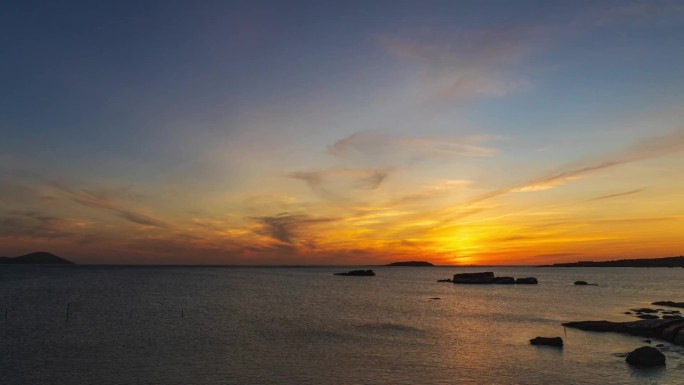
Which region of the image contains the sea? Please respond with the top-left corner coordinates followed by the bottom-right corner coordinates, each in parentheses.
top-left (1, 266), bottom-right (683, 385)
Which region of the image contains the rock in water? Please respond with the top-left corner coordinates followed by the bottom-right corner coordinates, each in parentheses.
top-left (493, 277), bottom-right (515, 284)
top-left (653, 301), bottom-right (684, 309)
top-left (452, 272), bottom-right (495, 284)
top-left (632, 308), bottom-right (658, 313)
top-left (530, 337), bottom-right (563, 347)
top-left (334, 270), bottom-right (375, 276)
top-left (515, 277), bottom-right (538, 284)
top-left (574, 281), bottom-right (588, 285)
top-left (625, 346), bottom-right (665, 366)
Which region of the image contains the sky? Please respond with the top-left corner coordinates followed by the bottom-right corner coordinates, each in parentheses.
top-left (1, 0), bottom-right (684, 265)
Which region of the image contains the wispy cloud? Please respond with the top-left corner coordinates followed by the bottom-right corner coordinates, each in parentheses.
top-left (376, 27), bottom-right (540, 100)
top-left (328, 132), bottom-right (501, 165)
top-left (289, 168), bottom-right (391, 199)
top-left (0, 210), bottom-right (90, 240)
top-left (483, 129), bottom-right (684, 199)
top-left (51, 182), bottom-right (167, 228)
top-left (251, 213), bottom-right (337, 247)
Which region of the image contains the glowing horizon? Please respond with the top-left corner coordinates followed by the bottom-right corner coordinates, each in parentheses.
top-left (1, 1), bottom-right (684, 265)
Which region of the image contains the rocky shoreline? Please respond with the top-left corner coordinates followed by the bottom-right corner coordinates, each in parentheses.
top-left (561, 301), bottom-right (684, 366)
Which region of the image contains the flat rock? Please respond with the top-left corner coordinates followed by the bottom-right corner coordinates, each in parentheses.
top-left (452, 272), bottom-right (495, 284)
top-left (563, 319), bottom-right (684, 344)
top-left (653, 301), bottom-right (684, 309)
top-left (632, 308), bottom-right (658, 313)
top-left (515, 277), bottom-right (538, 284)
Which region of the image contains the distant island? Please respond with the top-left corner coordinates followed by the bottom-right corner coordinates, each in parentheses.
top-left (0, 251), bottom-right (75, 265)
top-left (543, 256), bottom-right (684, 268)
top-left (385, 261), bottom-right (434, 267)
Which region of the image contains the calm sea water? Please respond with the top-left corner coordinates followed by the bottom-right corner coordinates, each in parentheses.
top-left (1, 266), bottom-right (683, 384)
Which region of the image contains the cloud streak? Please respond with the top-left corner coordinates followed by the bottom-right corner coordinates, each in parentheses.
top-left (328, 132), bottom-right (500, 165)
top-left (477, 129), bottom-right (684, 201)
top-left (51, 182), bottom-right (167, 228)
top-left (288, 168), bottom-right (391, 199)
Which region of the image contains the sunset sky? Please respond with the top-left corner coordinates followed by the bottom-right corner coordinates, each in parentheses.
top-left (1, 1), bottom-right (684, 264)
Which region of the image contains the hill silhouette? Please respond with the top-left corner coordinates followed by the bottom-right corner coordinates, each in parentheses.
top-left (544, 256), bottom-right (684, 268)
top-left (385, 261), bottom-right (434, 266)
top-left (0, 251), bottom-right (75, 265)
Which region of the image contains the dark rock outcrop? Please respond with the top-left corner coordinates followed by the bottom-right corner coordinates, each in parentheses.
top-left (445, 272), bottom-right (539, 285)
top-left (530, 337), bottom-right (563, 347)
top-left (637, 314), bottom-right (660, 320)
top-left (653, 301), bottom-right (684, 309)
top-left (385, 261), bottom-right (434, 266)
top-left (437, 279), bottom-right (452, 282)
top-left (0, 251), bottom-right (74, 265)
top-left (452, 272), bottom-right (495, 284)
top-left (563, 319), bottom-right (684, 345)
top-left (334, 269), bottom-right (375, 276)
top-left (574, 281), bottom-right (598, 286)
top-left (625, 346), bottom-right (666, 367)
top-left (632, 308), bottom-right (658, 313)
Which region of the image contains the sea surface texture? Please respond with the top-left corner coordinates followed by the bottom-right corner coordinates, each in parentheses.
top-left (1, 266), bottom-right (683, 384)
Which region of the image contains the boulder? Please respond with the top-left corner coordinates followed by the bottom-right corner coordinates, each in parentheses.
top-left (637, 314), bottom-right (660, 320)
top-left (625, 346), bottom-right (666, 367)
top-left (493, 277), bottom-right (515, 284)
top-left (662, 315), bottom-right (683, 320)
top-left (530, 337), bottom-right (563, 347)
top-left (334, 269), bottom-right (375, 276)
top-left (515, 277), bottom-right (538, 284)
top-left (452, 272), bottom-right (495, 284)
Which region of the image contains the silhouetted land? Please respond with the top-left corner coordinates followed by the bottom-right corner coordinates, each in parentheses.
top-left (0, 251), bottom-right (75, 265)
top-left (385, 261), bottom-right (434, 266)
top-left (542, 256), bottom-right (684, 268)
